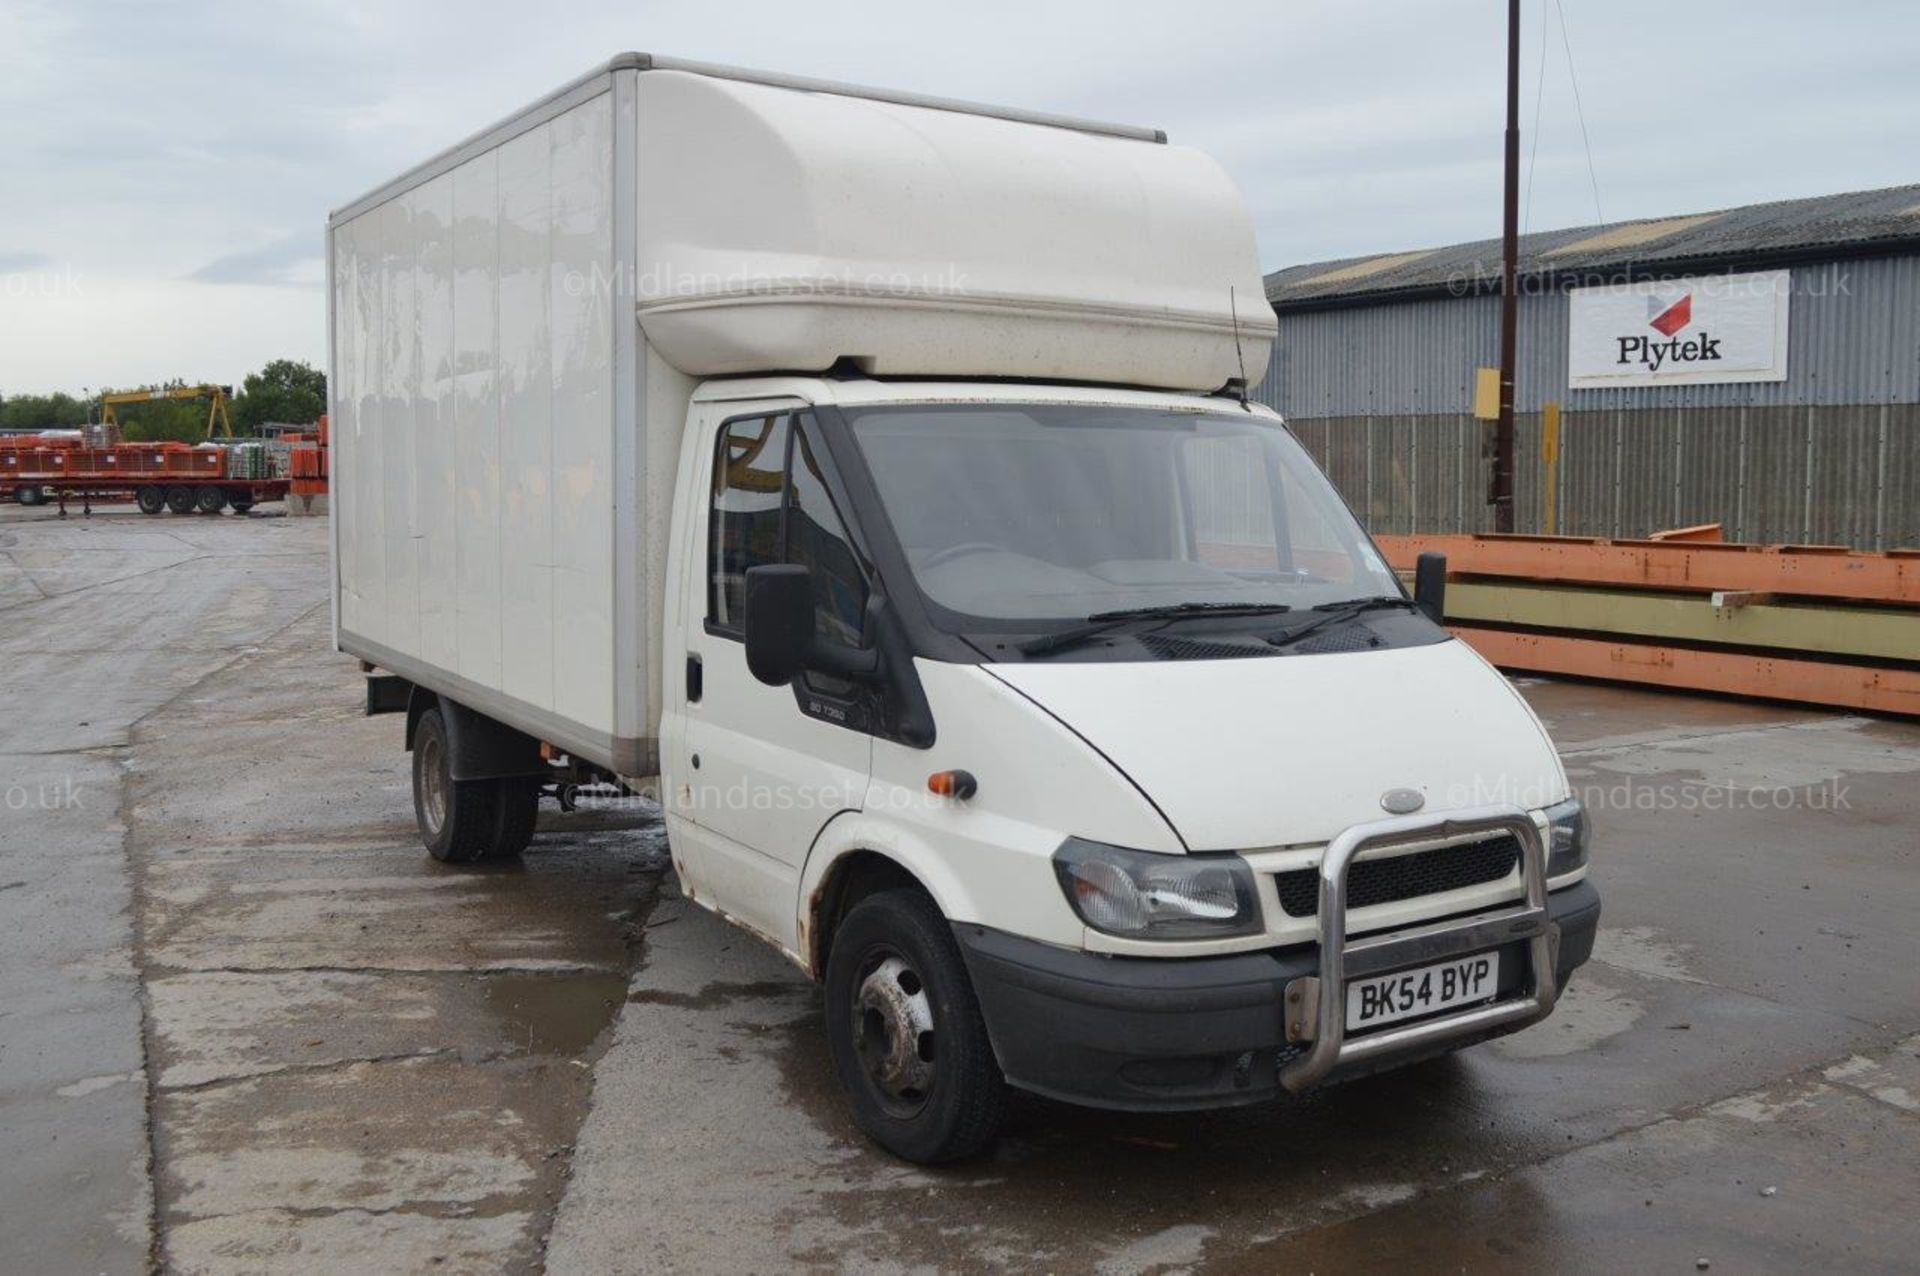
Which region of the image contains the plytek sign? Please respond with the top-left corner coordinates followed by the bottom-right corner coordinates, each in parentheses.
top-left (1567, 269), bottom-right (1790, 388)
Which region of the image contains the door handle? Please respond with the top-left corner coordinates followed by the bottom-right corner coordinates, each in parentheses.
top-left (685, 653), bottom-right (703, 703)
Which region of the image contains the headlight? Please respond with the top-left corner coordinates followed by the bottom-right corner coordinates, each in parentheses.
top-left (1543, 797), bottom-right (1590, 876)
top-left (1053, 838), bottom-right (1260, 939)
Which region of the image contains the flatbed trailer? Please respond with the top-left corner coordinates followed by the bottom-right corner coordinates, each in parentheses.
top-left (3, 475), bottom-right (289, 513)
top-left (2, 439), bottom-right (289, 513)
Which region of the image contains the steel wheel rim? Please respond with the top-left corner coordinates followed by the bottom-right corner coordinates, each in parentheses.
top-left (418, 733), bottom-right (448, 837)
top-left (852, 949), bottom-right (937, 1117)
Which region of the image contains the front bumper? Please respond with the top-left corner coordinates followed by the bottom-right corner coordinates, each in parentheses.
top-left (954, 878), bottom-right (1599, 1113)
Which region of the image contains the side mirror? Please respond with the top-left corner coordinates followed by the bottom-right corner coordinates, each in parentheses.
top-left (744, 564), bottom-right (815, 685)
top-left (1413, 552), bottom-right (1447, 626)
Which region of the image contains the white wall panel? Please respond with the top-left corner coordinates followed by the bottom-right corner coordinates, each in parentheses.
top-left (497, 126), bottom-right (556, 712)
top-left (331, 84), bottom-right (644, 766)
top-left (413, 175), bottom-right (459, 671)
top-left (452, 150), bottom-right (503, 688)
top-left (350, 215), bottom-right (385, 641)
top-left (331, 223), bottom-right (362, 636)
top-left (379, 196), bottom-right (419, 657)
top-left (550, 95), bottom-right (615, 731)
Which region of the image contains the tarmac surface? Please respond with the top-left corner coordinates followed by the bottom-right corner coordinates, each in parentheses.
top-left (1, 505), bottom-right (1916, 1273)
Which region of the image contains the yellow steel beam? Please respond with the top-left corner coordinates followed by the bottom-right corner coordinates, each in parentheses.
top-left (1447, 580), bottom-right (1920, 663)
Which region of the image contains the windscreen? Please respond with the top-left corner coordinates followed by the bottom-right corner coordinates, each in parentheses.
top-left (845, 403), bottom-right (1401, 627)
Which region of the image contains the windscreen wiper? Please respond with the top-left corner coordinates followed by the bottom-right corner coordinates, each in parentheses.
top-left (1017, 601), bottom-right (1295, 657)
top-left (1265, 595), bottom-right (1417, 651)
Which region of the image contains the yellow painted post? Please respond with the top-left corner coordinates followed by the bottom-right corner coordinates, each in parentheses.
top-left (1541, 401), bottom-right (1561, 536)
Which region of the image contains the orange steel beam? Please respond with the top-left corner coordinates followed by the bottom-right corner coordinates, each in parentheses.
top-left (1453, 625), bottom-right (1920, 717)
top-left (1647, 522), bottom-right (1724, 543)
top-left (1375, 534), bottom-right (1920, 606)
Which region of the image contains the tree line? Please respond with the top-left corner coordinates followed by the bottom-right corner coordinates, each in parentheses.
top-left (0, 359), bottom-right (326, 442)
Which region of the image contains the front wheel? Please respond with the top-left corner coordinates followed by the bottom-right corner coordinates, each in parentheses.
top-left (825, 888), bottom-right (1007, 1163)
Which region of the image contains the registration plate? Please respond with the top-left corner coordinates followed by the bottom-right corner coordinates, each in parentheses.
top-left (1345, 952), bottom-right (1500, 1031)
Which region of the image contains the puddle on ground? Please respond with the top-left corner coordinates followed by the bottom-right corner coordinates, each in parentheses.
top-left (1493, 974), bottom-right (1643, 1059)
top-left (1591, 925), bottom-right (1705, 984)
top-left (481, 971), bottom-right (632, 1057)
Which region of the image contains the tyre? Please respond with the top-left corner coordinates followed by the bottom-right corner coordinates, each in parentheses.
top-left (229, 503), bottom-right (254, 514)
top-left (825, 887), bottom-right (1007, 1163)
top-left (16, 486), bottom-right (45, 506)
top-left (488, 778), bottom-right (540, 860)
top-left (227, 489), bottom-right (254, 514)
top-left (411, 707), bottom-right (533, 864)
top-left (165, 485), bottom-right (195, 514)
top-left (195, 487), bottom-right (226, 514)
top-left (136, 486), bottom-right (165, 515)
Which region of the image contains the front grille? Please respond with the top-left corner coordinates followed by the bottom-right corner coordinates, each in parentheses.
top-left (1274, 834), bottom-right (1522, 918)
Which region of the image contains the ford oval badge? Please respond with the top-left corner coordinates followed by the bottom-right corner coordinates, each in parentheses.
top-left (1380, 788), bottom-right (1425, 815)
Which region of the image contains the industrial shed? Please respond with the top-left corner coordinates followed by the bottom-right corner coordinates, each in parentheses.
top-left (1258, 184), bottom-right (1920, 549)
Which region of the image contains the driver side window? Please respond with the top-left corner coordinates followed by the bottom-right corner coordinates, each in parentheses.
top-left (706, 412), bottom-right (870, 643)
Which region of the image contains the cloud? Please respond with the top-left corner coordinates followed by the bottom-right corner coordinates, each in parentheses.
top-left (7, 0), bottom-right (1920, 390)
top-left (188, 234), bottom-right (323, 287)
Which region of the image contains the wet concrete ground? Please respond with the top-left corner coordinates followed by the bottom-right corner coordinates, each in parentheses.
top-left (2, 508), bottom-right (1918, 1273)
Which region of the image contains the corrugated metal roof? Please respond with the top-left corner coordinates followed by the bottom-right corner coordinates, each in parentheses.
top-left (1266, 183), bottom-right (1920, 310)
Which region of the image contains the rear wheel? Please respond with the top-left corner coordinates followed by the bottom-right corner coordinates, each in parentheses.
top-left (165, 485), bottom-right (195, 514)
top-left (411, 707), bottom-right (534, 864)
top-left (227, 489), bottom-right (254, 514)
top-left (195, 487), bottom-right (225, 515)
top-left (825, 888), bottom-right (1007, 1163)
top-left (489, 778), bottom-right (540, 859)
top-left (136, 486), bottom-right (165, 515)
top-left (16, 486), bottom-right (45, 506)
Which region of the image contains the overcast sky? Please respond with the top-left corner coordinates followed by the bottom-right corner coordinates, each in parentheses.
top-left (3, 0), bottom-right (1916, 395)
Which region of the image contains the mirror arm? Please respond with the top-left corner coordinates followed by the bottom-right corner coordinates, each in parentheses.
top-left (1413, 551), bottom-right (1448, 626)
top-left (807, 639), bottom-right (881, 678)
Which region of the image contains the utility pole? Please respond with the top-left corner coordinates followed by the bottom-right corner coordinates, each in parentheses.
top-left (1492, 0), bottom-right (1521, 533)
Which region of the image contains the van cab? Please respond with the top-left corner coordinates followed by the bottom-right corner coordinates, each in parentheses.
top-left (659, 375), bottom-right (1598, 1161)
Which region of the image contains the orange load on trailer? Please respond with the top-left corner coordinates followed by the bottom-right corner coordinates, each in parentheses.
top-left (288, 413), bottom-right (329, 501)
top-left (0, 434), bottom-right (289, 514)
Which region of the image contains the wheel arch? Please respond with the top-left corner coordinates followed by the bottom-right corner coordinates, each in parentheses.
top-left (798, 816), bottom-right (982, 980)
top-left (804, 847), bottom-right (927, 980)
top-left (402, 685), bottom-right (439, 753)
top-left (402, 691), bottom-right (546, 782)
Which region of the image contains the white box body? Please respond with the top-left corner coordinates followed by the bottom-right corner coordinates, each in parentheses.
top-left (327, 55), bottom-right (1276, 775)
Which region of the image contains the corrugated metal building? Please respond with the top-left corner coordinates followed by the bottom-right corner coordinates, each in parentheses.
top-left (1259, 184), bottom-right (1920, 548)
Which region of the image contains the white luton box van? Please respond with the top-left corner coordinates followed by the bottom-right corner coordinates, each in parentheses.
top-left (329, 54), bottom-right (1598, 1162)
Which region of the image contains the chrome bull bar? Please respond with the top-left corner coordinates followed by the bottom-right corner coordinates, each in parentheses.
top-left (1279, 804), bottom-right (1559, 1093)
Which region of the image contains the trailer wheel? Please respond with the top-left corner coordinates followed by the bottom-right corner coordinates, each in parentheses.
top-left (165, 485), bottom-right (196, 514)
top-left (227, 489), bottom-right (254, 514)
top-left (16, 486), bottom-right (45, 507)
top-left (195, 487), bottom-right (226, 515)
top-left (136, 486), bottom-right (166, 515)
top-left (825, 887), bottom-right (1007, 1163)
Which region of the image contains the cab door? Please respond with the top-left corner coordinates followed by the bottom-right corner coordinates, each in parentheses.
top-left (668, 404), bottom-right (874, 951)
